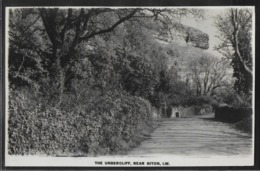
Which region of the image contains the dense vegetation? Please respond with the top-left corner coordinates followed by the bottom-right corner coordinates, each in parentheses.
top-left (215, 9), bottom-right (253, 101)
top-left (8, 8), bottom-right (253, 155)
top-left (8, 8), bottom-right (200, 155)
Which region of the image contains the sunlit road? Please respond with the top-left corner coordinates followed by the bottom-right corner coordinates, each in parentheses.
top-left (128, 114), bottom-right (252, 157)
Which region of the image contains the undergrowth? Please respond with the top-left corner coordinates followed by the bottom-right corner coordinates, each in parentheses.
top-left (8, 88), bottom-right (153, 156)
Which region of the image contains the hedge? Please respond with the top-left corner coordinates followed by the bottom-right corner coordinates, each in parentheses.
top-left (215, 106), bottom-right (252, 123)
top-left (8, 90), bottom-right (152, 156)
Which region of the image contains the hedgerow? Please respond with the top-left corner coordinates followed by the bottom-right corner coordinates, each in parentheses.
top-left (8, 89), bottom-right (152, 156)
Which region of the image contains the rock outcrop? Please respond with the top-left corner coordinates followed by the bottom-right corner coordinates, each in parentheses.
top-left (185, 26), bottom-right (209, 49)
top-left (154, 24), bottom-right (210, 50)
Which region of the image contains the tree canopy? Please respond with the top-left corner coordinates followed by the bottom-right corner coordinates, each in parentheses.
top-left (8, 7), bottom-right (253, 156)
top-left (215, 8), bottom-right (253, 95)
top-left (9, 8), bottom-right (202, 100)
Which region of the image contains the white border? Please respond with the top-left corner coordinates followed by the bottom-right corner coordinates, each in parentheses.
top-left (5, 6), bottom-right (255, 167)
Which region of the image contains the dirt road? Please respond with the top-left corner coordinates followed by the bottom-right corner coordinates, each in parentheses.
top-left (128, 115), bottom-right (252, 157)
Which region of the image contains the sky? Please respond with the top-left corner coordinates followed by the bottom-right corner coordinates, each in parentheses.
top-left (181, 8), bottom-right (226, 58)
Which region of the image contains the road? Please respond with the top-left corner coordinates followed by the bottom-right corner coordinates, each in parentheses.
top-left (128, 114), bottom-right (252, 157)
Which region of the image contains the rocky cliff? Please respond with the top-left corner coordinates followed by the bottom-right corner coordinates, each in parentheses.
top-left (185, 26), bottom-right (209, 49)
top-left (154, 25), bottom-right (209, 50)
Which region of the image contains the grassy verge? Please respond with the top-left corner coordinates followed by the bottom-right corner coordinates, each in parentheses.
top-left (58, 119), bottom-right (162, 157)
top-left (125, 119), bottom-right (162, 155)
top-left (233, 116), bottom-right (253, 135)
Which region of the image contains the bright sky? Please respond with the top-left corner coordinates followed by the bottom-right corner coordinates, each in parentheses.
top-left (181, 8), bottom-right (226, 58)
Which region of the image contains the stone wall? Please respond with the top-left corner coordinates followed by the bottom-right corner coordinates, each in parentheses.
top-left (181, 105), bottom-right (213, 117)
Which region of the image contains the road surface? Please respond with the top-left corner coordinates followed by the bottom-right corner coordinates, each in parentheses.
top-left (128, 114), bottom-right (252, 157)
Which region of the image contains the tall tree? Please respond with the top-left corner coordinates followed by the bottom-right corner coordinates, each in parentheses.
top-left (215, 8), bottom-right (253, 94)
top-left (188, 55), bottom-right (231, 96)
top-left (9, 8), bottom-right (202, 105)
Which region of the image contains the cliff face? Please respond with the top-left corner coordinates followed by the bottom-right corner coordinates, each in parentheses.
top-left (154, 24), bottom-right (209, 50)
top-left (185, 27), bottom-right (209, 49)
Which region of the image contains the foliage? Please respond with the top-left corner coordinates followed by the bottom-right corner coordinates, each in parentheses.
top-left (215, 8), bottom-right (253, 95)
top-left (8, 8), bottom-right (200, 96)
top-left (9, 7), bottom-right (234, 156)
top-left (9, 88), bottom-right (152, 155)
top-left (154, 42), bottom-right (235, 107)
top-left (215, 106), bottom-right (252, 123)
top-left (234, 116), bottom-right (252, 133)
top-left (164, 42), bottom-right (232, 97)
top-left (188, 55), bottom-right (231, 96)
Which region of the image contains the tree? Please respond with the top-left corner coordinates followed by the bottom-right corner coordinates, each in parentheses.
top-left (9, 8), bottom-right (202, 105)
top-left (162, 42), bottom-right (232, 98)
top-left (188, 54), bottom-right (231, 97)
top-left (215, 8), bottom-right (253, 94)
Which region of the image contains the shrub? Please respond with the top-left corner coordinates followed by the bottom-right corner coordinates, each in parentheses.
top-left (234, 116), bottom-right (252, 133)
top-left (8, 88), bottom-right (152, 156)
top-left (215, 106), bottom-right (252, 123)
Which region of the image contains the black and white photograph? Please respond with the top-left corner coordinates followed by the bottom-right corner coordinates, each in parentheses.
top-left (4, 6), bottom-right (255, 167)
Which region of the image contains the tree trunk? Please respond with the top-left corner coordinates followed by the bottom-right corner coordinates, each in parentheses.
top-left (232, 10), bottom-right (253, 76)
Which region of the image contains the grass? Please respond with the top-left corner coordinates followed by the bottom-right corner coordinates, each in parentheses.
top-left (127, 119), bottom-right (162, 153)
top-left (233, 116), bottom-right (252, 135)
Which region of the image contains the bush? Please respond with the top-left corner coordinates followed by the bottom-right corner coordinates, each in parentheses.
top-left (234, 116), bottom-right (252, 133)
top-left (215, 106), bottom-right (252, 123)
top-left (8, 88), bottom-right (152, 156)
